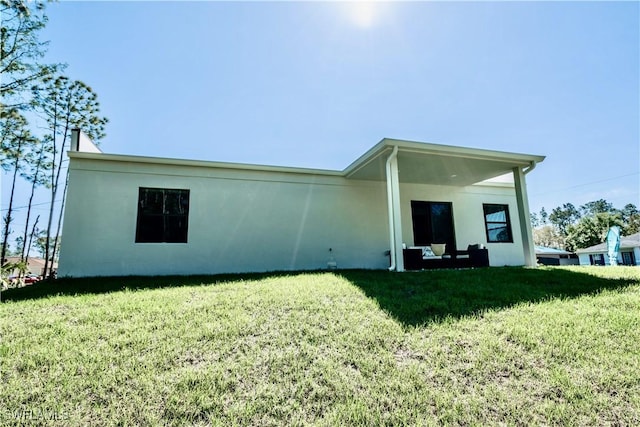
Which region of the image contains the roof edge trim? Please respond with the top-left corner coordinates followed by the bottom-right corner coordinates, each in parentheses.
top-left (67, 151), bottom-right (344, 177)
top-left (383, 138), bottom-right (546, 163)
top-left (342, 138), bottom-right (545, 179)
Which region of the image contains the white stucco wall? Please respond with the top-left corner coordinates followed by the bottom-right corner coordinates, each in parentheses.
top-left (59, 157), bottom-right (391, 277)
top-left (59, 156), bottom-right (527, 277)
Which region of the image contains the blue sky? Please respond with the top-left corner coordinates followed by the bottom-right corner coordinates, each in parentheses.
top-left (3, 1), bottom-right (639, 236)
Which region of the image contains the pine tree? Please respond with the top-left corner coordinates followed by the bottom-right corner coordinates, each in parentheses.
top-left (1, 0), bottom-right (61, 109)
top-left (0, 109), bottom-right (37, 264)
top-left (31, 75), bottom-right (108, 278)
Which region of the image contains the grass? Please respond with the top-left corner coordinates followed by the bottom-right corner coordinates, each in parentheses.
top-left (1, 266), bottom-right (639, 426)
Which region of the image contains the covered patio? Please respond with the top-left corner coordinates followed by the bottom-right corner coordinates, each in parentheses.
top-left (343, 138), bottom-right (546, 271)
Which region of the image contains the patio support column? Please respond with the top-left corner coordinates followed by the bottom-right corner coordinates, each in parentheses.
top-left (513, 166), bottom-right (536, 267)
top-left (385, 146), bottom-right (404, 272)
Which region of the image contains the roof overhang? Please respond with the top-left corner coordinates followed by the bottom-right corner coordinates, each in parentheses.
top-left (344, 138), bottom-right (545, 186)
top-left (68, 137), bottom-right (545, 186)
top-left (535, 246), bottom-right (574, 256)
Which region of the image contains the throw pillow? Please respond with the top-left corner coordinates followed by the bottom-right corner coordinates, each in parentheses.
top-left (431, 243), bottom-right (446, 256)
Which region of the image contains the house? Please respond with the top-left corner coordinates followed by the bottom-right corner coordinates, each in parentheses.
top-left (3, 256), bottom-right (58, 277)
top-left (58, 130), bottom-right (545, 277)
top-left (575, 232), bottom-right (640, 266)
top-left (534, 246), bottom-right (579, 266)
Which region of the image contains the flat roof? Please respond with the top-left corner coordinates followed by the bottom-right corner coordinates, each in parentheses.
top-left (69, 137), bottom-right (545, 186)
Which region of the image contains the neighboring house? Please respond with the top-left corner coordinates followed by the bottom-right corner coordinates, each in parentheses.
top-left (59, 130), bottom-right (545, 277)
top-left (576, 232), bottom-right (640, 266)
top-left (3, 256), bottom-right (58, 277)
top-left (535, 246), bottom-right (579, 266)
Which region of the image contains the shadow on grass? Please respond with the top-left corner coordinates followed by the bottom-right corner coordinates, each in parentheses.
top-left (339, 267), bottom-right (638, 327)
top-left (2, 267), bottom-right (637, 328)
top-left (0, 271), bottom-right (287, 303)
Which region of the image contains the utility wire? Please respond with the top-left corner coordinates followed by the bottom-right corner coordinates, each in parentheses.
top-left (530, 172), bottom-right (640, 196)
top-left (0, 199), bottom-right (64, 212)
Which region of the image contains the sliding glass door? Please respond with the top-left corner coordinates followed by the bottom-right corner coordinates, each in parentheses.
top-left (410, 201), bottom-right (456, 252)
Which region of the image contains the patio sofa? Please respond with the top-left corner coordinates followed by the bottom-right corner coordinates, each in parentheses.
top-left (403, 244), bottom-right (489, 270)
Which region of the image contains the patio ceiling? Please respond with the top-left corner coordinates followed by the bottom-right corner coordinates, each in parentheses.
top-left (344, 138), bottom-right (546, 186)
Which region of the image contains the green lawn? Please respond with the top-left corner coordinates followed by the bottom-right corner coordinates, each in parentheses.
top-left (1, 266), bottom-right (639, 426)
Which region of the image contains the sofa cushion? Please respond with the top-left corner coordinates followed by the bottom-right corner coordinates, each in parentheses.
top-left (409, 246), bottom-right (440, 259)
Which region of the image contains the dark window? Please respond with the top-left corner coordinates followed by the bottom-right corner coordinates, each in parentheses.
top-left (589, 254), bottom-right (605, 266)
top-left (411, 201), bottom-right (456, 252)
top-left (136, 188), bottom-right (190, 243)
top-left (483, 204), bottom-right (513, 243)
top-left (622, 252), bottom-right (635, 266)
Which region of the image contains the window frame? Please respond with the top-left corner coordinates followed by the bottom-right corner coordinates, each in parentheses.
top-left (482, 203), bottom-right (513, 243)
top-left (621, 251), bottom-right (635, 266)
top-left (135, 187), bottom-right (190, 244)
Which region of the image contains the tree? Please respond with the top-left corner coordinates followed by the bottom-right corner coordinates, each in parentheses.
top-left (620, 203), bottom-right (640, 236)
top-left (534, 200), bottom-right (638, 251)
top-left (1, 107), bottom-right (25, 170)
top-left (13, 236), bottom-right (24, 256)
top-left (549, 203), bottom-right (581, 236)
top-left (33, 231), bottom-right (58, 263)
top-left (539, 207), bottom-right (548, 225)
top-left (530, 212), bottom-right (539, 228)
top-left (0, 108), bottom-right (36, 264)
top-left (580, 199), bottom-right (615, 217)
top-left (530, 207), bottom-right (549, 229)
top-left (565, 212), bottom-right (623, 251)
top-left (1, 0), bottom-right (61, 268)
top-left (533, 225), bottom-right (564, 249)
top-left (32, 229), bottom-right (48, 258)
top-left (2, 1), bottom-right (106, 276)
top-left (31, 75), bottom-right (108, 278)
top-left (0, 0), bottom-right (61, 109)
top-left (24, 215), bottom-right (40, 262)
top-left (19, 139), bottom-right (50, 262)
